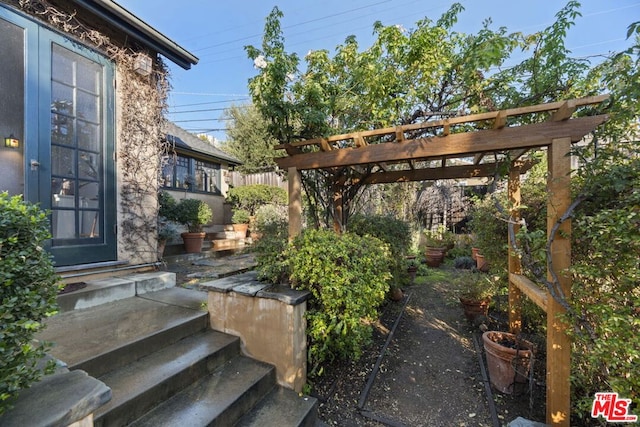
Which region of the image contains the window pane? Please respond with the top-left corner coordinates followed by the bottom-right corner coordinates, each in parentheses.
top-left (78, 151), bottom-right (99, 180)
top-left (78, 120), bottom-right (99, 151)
top-left (51, 82), bottom-right (73, 114)
top-left (175, 156), bottom-right (190, 188)
top-left (51, 47), bottom-right (74, 85)
top-left (51, 113), bottom-right (74, 145)
top-left (76, 59), bottom-right (100, 94)
top-left (77, 91), bottom-right (98, 122)
top-left (52, 146), bottom-right (75, 178)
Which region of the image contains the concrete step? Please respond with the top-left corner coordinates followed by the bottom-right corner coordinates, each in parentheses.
top-left (129, 356), bottom-right (277, 427)
top-left (236, 386), bottom-right (318, 427)
top-left (57, 271), bottom-right (176, 312)
top-left (94, 330), bottom-right (240, 427)
top-left (40, 288), bottom-right (209, 377)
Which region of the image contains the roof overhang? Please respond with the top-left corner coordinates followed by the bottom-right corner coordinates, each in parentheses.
top-left (71, 0), bottom-right (198, 69)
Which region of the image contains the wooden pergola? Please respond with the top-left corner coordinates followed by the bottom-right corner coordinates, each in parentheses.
top-left (275, 95), bottom-right (609, 426)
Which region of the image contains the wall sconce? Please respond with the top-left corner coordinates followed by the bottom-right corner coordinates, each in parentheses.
top-left (133, 53), bottom-right (153, 77)
top-left (4, 134), bottom-right (19, 148)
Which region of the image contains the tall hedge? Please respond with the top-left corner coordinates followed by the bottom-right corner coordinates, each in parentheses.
top-left (0, 192), bottom-right (60, 414)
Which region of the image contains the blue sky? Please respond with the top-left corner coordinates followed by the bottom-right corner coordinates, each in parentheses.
top-left (115, 0), bottom-right (639, 142)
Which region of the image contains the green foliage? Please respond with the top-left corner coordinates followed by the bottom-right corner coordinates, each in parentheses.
top-left (455, 271), bottom-right (497, 301)
top-left (158, 190), bottom-right (177, 219)
top-left (0, 192), bottom-right (60, 414)
top-left (453, 256), bottom-right (475, 270)
top-left (286, 229), bottom-right (391, 376)
top-left (231, 208), bottom-right (250, 224)
top-left (348, 214), bottom-right (411, 288)
top-left (220, 104), bottom-right (282, 173)
top-left (566, 146), bottom-right (640, 421)
top-left (253, 203), bottom-right (288, 232)
top-left (226, 184), bottom-right (287, 215)
top-left (253, 219), bottom-right (290, 285)
top-left (173, 198), bottom-right (213, 233)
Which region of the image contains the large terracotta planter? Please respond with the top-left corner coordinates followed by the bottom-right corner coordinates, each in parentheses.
top-left (482, 331), bottom-right (534, 394)
top-left (181, 232), bottom-right (206, 253)
top-left (459, 296), bottom-right (490, 322)
top-left (425, 246), bottom-right (446, 267)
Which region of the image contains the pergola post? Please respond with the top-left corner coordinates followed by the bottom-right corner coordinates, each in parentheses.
top-left (546, 138), bottom-right (572, 426)
top-left (332, 183), bottom-right (343, 233)
top-left (508, 167), bottom-right (523, 334)
top-left (288, 167), bottom-right (302, 240)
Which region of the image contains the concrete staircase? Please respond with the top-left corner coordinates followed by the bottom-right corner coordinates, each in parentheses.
top-left (37, 273), bottom-right (317, 426)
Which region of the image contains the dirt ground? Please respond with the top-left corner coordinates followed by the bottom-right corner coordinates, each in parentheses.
top-left (308, 267), bottom-right (547, 427)
top-left (169, 254), bottom-right (547, 427)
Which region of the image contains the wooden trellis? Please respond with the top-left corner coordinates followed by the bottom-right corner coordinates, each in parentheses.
top-left (275, 95), bottom-right (609, 426)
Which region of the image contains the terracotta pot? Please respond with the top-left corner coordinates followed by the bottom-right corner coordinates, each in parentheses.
top-left (459, 296), bottom-right (490, 322)
top-left (482, 331), bottom-right (534, 394)
top-left (471, 247), bottom-right (480, 261)
top-left (476, 254), bottom-right (489, 272)
top-left (425, 247), bottom-right (446, 267)
top-left (181, 232), bottom-right (206, 253)
top-left (232, 223), bottom-right (249, 238)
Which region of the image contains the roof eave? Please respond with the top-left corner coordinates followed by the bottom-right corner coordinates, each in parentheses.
top-left (71, 0), bottom-right (198, 69)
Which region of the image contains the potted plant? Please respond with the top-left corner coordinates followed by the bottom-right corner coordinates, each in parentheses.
top-left (231, 208), bottom-right (250, 237)
top-left (157, 218), bottom-right (178, 259)
top-left (405, 255), bottom-right (419, 283)
top-left (456, 271), bottom-right (496, 322)
top-left (174, 198), bottom-right (213, 253)
top-left (423, 227), bottom-right (452, 267)
top-left (482, 331), bottom-right (535, 394)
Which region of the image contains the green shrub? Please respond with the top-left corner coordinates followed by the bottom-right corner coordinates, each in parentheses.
top-left (254, 204), bottom-right (288, 232)
top-left (286, 229), bottom-right (391, 376)
top-left (348, 214), bottom-right (411, 287)
top-left (566, 152), bottom-right (640, 421)
top-left (226, 184), bottom-right (287, 215)
top-left (173, 198), bottom-right (212, 233)
top-left (158, 190), bottom-right (177, 219)
top-left (231, 208), bottom-right (250, 224)
top-left (0, 192), bottom-right (60, 414)
top-left (254, 219), bottom-right (290, 284)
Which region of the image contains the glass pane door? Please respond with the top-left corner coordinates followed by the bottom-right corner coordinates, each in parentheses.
top-left (50, 44), bottom-right (104, 244)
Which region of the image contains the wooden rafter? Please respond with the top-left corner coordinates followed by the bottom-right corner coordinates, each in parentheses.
top-left (275, 115), bottom-right (608, 170)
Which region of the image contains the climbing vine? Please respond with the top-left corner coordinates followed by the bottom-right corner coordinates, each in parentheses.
top-left (15, 0), bottom-right (171, 262)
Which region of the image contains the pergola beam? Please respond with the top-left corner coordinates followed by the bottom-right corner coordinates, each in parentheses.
top-left (275, 115), bottom-right (608, 171)
top-left (359, 160), bottom-right (537, 185)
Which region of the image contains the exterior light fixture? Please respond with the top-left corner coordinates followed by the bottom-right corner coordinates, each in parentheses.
top-left (133, 53), bottom-right (153, 76)
top-left (4, 134), bottom-right (19, 148)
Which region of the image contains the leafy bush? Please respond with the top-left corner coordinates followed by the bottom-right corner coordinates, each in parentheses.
top-left (173, 198), bottom-right (212, 233)
top-left (254, 203), bottom-right (288, 232)
top-left (253, 219), bottom-right (290, 285)
top-left (454, 256), bottom-right (476, 270)
top-left (348, 214), bottom-right (411, 287)
top-left (158, 190), bottom-right (177, 219)
top-left (286, 229), bottom-right (391, 376)
top-left (226, 184), bottom-right (287, 215)
top-left (566, 149), bottom-right (640, 421)
top-left (0, 192), bottom-right (60, 414)
top-left (231, 208), bottom-right (250, 224)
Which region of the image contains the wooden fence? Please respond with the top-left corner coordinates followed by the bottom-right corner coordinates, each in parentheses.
top-left (228, 171), bottom-right (287, 190)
